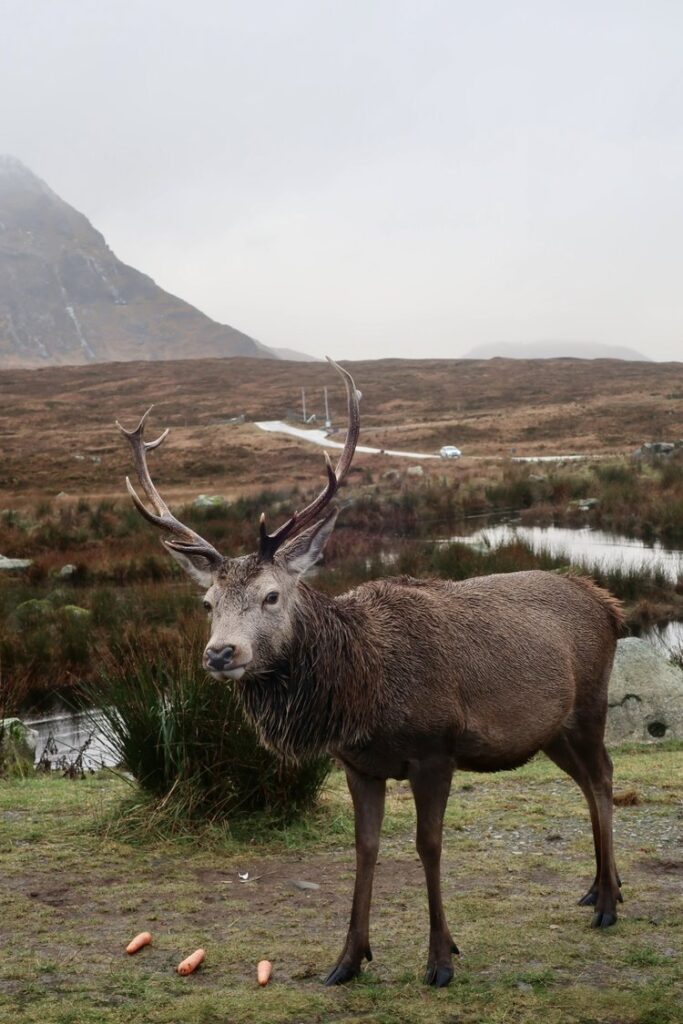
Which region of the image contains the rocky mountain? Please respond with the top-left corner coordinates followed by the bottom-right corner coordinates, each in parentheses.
top-left (0, 155), bottom-right (274, 367)
top-left (462, 340), bottom-right (650, 361)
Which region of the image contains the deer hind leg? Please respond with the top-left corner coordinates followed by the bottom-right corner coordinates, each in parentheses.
top-left (325, 767), bottom-right (386, 986)
top-left (409, 758), bottom-right (458, 988)
top-left (543, 731), bottom-right (621, 928)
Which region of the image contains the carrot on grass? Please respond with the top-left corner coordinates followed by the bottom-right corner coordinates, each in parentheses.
top-left (126, 932), bottom-right (152, 954)
top-left (257, 960), bottom-right (272, 986)
top-left (177, 949), bottom-right (205, 975)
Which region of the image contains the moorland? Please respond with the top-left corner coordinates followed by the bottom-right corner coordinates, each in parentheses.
top-left (1, 356), bottom-right (682, 1024)
top-left (2, 356), bottom-right (683, 707)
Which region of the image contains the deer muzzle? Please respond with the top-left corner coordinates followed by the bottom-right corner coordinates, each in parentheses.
top-left (203, 644), bottom-right (251, 681)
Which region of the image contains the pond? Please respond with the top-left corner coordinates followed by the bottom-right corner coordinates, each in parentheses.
top-left (452, 523), bottom-right (683, 583)
top-left (23, 708), bottom-right (118, 771)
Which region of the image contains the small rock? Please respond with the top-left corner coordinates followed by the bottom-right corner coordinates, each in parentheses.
top-left (193, 494), bottom-right (228, 510)
top-left (406, 465), bottom-right (425, 478)
top-left (290, 880), bottom-right (320, 891)
top-left (58, 564), bottom-right (77, 579)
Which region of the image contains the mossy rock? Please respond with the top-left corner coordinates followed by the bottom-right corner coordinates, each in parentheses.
top-left (15, 598), bottom-right (54, 625)
top-left (0, 718), bottom-right (38, 774)
top-left (58, 605), bottom-right (91, 622)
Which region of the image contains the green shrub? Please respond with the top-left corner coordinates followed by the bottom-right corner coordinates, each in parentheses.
top-left (90, 630), bottom-right (330, 824)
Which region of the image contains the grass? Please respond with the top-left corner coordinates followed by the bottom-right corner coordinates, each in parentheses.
top-left (0, 744), bottom-right (681, 1023)
top-left (90, 630), bottom-right (330, 825)
top-left (2, 458), bottom-right (683, 707)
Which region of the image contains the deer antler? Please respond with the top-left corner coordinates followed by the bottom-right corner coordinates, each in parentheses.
top-left (258, 357), bottom-right (361, 561)
top-left (116, 407), bottom-right (223, 565)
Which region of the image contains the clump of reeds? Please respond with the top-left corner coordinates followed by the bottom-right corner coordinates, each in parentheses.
top-left (89, 628), bottom-right (330, 826)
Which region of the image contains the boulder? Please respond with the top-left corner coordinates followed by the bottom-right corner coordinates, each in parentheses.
top-left (58, 564), bottom-right (78, 579)
top-left (15, 598), bottom-right (53, 624)
top-left (632, 441), bottom-right (676, 459)
top-left (0, 718), bottom-right (38, 771)
top-left (58, 605), bottom-right (91, 622)
top-left (606, 638), bottom-right (683, 744)
top-left (406, 465), bottom-right (425, 478)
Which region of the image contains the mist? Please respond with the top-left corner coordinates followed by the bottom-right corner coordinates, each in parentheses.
top-left (2, 0), bottom-right (682, 360)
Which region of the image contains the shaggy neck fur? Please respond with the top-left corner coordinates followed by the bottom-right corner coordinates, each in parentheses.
top-left (236, 583), bottom-right (380, 760)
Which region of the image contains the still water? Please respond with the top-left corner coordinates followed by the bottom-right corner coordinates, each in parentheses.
top-left (453, 524), bottom-right (683, 583)
top-left (23, 709), bottom-right (117, 770)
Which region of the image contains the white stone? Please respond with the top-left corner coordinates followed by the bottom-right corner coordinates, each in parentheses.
top-left (0, 554), bottom-right (32, 571)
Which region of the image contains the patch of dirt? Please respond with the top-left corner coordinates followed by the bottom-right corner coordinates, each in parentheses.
top-left (637, 857), bottom-right (683, 875)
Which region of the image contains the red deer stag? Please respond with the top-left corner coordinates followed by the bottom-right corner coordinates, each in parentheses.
top-left (117, 359), bottom-right (623, 988)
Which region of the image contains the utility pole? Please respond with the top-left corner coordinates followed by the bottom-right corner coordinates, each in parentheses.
top-left (324, 386), bottom-right (331, 429)
top-left (301, 387), bottom-right (307, 424)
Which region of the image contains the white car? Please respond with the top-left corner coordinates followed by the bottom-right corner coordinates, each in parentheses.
top-left (439, 445), bottom-right (462, 459)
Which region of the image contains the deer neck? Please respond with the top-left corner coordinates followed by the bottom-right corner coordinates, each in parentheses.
top-left (236, 583), bottom-right (377, 760)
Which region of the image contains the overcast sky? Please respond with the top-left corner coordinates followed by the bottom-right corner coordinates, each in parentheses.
top-left (2, 0), bottom-right (682, 360)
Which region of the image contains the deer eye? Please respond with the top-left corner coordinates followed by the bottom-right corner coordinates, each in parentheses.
top-left (203, 600), bottom-right (213, 613)
top-left (264, 591), bottom-right (279, 606)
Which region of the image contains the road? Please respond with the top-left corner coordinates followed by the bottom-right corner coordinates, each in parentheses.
top-left (255, 421), bottom-right (593, 464)
top-left (255, 420), bottom-right (441, 459)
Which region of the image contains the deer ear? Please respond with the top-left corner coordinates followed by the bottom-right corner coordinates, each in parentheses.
top-left (164, 541), bottom-right (218, 588)
top-left (279, 509), bottom-right (339, 576)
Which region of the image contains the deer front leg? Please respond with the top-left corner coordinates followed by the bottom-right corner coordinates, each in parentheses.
top-left (410, 757), bottom-right (458, 988)
top-left (325, 766), bottom-right (386, 986)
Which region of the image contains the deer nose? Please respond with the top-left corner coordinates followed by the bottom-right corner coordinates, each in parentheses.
top-left (205, 645), bottom-right (235, 671)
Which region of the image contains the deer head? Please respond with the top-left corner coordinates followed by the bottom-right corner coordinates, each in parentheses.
top-left (117, 359), bottom-right (360, 680)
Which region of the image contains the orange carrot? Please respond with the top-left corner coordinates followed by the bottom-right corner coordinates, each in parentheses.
top-left (177, 948), bottom-right (205, 976)
top-left (257, 959), bottom-right (272, 986)
top-left (126, 932), bottom-right (152, 954)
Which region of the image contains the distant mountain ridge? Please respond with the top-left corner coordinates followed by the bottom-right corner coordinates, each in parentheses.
top-left (0, 155), bottom-right (277, 367)
top-left (462, 341), bottom-right (650, 361)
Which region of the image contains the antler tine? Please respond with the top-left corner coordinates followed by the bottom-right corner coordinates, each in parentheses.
top-left (116, 407), bottom-right (222, 559)
top-left (116, 407), bottom-right (172, 519)
top-left (259, 358), bottom-right (361, 560)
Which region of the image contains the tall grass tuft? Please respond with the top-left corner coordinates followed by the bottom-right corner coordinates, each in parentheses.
top-left (90, 629), bottom-right (330, 825)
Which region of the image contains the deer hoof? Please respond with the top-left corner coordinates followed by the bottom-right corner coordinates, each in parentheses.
top-left (578, 888), bottom-right (598, 906)
top-left (424, 963), bottom-right (454, 987)
top-left (591, 910), bottom-right (617, 929)
top-left (324, 963), bottom-right (361, 986)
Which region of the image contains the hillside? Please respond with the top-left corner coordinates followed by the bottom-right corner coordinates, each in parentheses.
top-left (0, 356), bottom-right (681, 502)
top-left (0, 155), bottom-right (271, 367)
